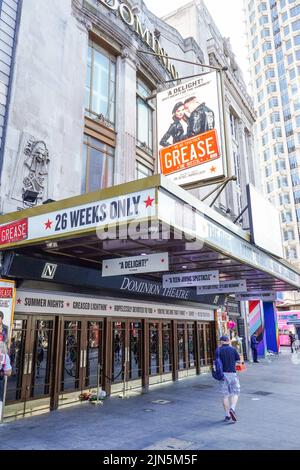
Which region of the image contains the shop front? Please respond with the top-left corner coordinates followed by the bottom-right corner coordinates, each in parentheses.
top-left (4, 289), bottom-right (216, 421)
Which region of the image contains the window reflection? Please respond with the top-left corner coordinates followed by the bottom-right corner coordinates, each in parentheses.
top-left (149, 323), bottom-right (159, 375)
top-left (129, 322), bottom-right (142, 380)
top-left (162, 323), bottom-right (172, 373)
top-left (85, 41), bottom-right (116, 125)
top-left (188, 324), bottom-right (196, 368)
top-left (86, 322), bottom-right (103, 388)
top-left (31, 320), bottom-right (53, 397)
top-left (6, 320), bottom-right (27, 402)
top-left (82, 135), bottom-right (114, 194)
top-left (177, 324), bottom-right (186, 370)
top-left (112, 322), bottom-right (125, 383)
top-left (61, 322), bottom-right (81, 392)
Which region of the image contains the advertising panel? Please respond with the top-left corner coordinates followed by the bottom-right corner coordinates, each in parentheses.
top-left (102, 253), bottom-right (169, 277)
top-left (247, 184), bottom-right (284, 258)
top-left (163, 270), bottom-right (219, 288)
top-left (0, 279), bottom-right (16, 422)
top-left (157, 72), bottom-right (226, 187)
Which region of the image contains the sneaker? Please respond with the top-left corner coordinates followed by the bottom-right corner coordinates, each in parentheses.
top-left (224, 416), bottom-right (231, 422)
top-left (229, 408), bottom-right (237, 422)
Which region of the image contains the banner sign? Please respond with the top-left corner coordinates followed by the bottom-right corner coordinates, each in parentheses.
top-left (3, 253), bottom-right (225, 306)
top-left (0, 219), bottom-right (28, 246)
top-left (196, 280), bottom-right (247, 295)
top-left (0, 189), bottom-right (156, 247)
top-left (225, 299), bottom-right (241, 317)
top-left (15, 290), bottom-right (215, 322)
top-left (236, 292), bottom-right (276, 302)
top-left (163, 270), bottom-right (219, 288)
top-left (247, 184), bottom-right (284, 259)
top-left (0, 279), bottom-right (16, 422)
top-left (157, 72), bottom-right (226, 187)
top-left (102, 253), bottom-right (169, 277)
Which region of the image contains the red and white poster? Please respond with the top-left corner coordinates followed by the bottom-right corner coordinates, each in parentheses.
top-left (0, 219), bottom-right (28, 245)
top-left (0, 279), bottom-right (16, 422)
top-left (157, 71), bottom-right (226, 187)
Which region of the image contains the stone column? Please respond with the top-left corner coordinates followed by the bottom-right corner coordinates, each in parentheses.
top-left (114, 47), bottom-right (137, 185)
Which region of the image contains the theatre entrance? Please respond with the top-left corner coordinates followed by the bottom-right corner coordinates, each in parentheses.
top-left (4, 314), bottom-right (104, 420)
top-left (4, 314), bottom-right (56, 420)
top-left (110, 320), bottom-right (143, 394)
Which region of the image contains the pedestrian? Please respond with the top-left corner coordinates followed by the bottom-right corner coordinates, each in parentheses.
top-left (0, 341), bottom-right (12, 418)
top-left (250, 333), bottom-right (259, 363)
top-left (216, 336), bottom-right (241, 423)
top-left (0, 311), bottom-right (8, 345)
top-left (289, 331), bottom-right (296, 354)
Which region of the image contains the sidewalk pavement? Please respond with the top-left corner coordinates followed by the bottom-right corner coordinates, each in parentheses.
top-left (1, 350), bottom-right (300, 450)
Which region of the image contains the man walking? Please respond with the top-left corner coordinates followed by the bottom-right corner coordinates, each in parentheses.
top-left (217, 336), bottom-right (241, 423)
top-left (250, 333), bottom-right (259, 363)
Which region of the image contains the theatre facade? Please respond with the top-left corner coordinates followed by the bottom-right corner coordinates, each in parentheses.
top-left (0, 175), bottom-right (299, 420)
top-left (0, 0), bottom-right (298, 422)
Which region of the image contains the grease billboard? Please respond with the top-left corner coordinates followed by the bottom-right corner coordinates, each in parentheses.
top-left (157, 71), bottom-right (227, 187)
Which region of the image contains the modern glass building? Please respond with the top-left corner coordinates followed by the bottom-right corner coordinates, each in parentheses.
top-left (244, 0), bottom-right (300, 269)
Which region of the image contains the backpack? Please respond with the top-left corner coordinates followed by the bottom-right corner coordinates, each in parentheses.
top-left (212, 347), bottom-right (224, 381)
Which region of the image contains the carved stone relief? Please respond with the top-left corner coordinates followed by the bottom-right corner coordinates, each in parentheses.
top-left (10, 133), bottom-right (50, 207)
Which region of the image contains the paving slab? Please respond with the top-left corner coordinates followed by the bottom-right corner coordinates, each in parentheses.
top-left (1, 352), bottom-right (300, 450)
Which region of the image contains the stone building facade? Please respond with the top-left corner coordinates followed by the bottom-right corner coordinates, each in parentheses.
top-left (0, 0), bottom-right (259, 227)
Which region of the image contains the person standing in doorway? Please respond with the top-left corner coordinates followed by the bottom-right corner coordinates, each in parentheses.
top-left (0, 341), bottom-right (12, 418)
top-left (289, 331), bottom-right (296, 354)
top-left (0, 312), bottom-right (8, 346)
top-left (217, 336), bottom-right (241, 423)
top-left (251, 333), bottom-right (259, 363)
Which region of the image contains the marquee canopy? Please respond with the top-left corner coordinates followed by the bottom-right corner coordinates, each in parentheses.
top-left (0, 175), bottom-right (299, 293)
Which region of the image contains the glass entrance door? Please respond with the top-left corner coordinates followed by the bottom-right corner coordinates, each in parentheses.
top-left (111, 320), bottom-right (142, 393)
top-left (58, 317), bottom-right (104, 407)
top-left (197, 322), bottom-right (215, 369)
top-left (5, 316), bottom-right (55, 420)
top-left (5, 315), bottom-right (104, 417)
top-left (61, 320), bottom-right (82, 393)
top-left (148, 321), bottom-right (173, 385)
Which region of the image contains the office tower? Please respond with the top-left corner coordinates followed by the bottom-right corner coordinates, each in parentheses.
top-left (244, 0), bottom-right (300, 268)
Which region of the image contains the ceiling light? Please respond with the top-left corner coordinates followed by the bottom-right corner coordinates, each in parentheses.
top-left (46, 242), bottom-right (58, 249)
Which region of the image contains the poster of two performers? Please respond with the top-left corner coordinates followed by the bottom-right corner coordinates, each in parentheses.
top-left (157, 71), bottom-right (226, 187)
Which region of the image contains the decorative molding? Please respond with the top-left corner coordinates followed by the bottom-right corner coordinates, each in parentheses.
top-left (120, 46), bottom-right (140, 68)
top-left (72, 0), bottom-right (93, 31)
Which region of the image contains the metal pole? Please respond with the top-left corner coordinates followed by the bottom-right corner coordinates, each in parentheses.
top-left (209, 178), bottom-right (233, 207)
top-left (233, 205), bottom-right (248, 224)
top-left (96, 363), bottom-right (100, 405)
top-left (218, 69), bottom-right (232, 178)
top-left (137, 50), bottom-right (227, 72)
top-left (201, 178), bottom-right (231, 202)
top-left (164, 70), bottom-right (212, 84)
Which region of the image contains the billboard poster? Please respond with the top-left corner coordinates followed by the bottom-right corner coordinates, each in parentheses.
top-left (248, 300), bottom-right (266, 358)
top-left (157, 71), bottom-right (226, 187)
top-left (163, 270), bottom-right (219, 288)
top-left (102, 253), bottom-right (169, 277)
top-left (0, 279), bottom-right (16, 422)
